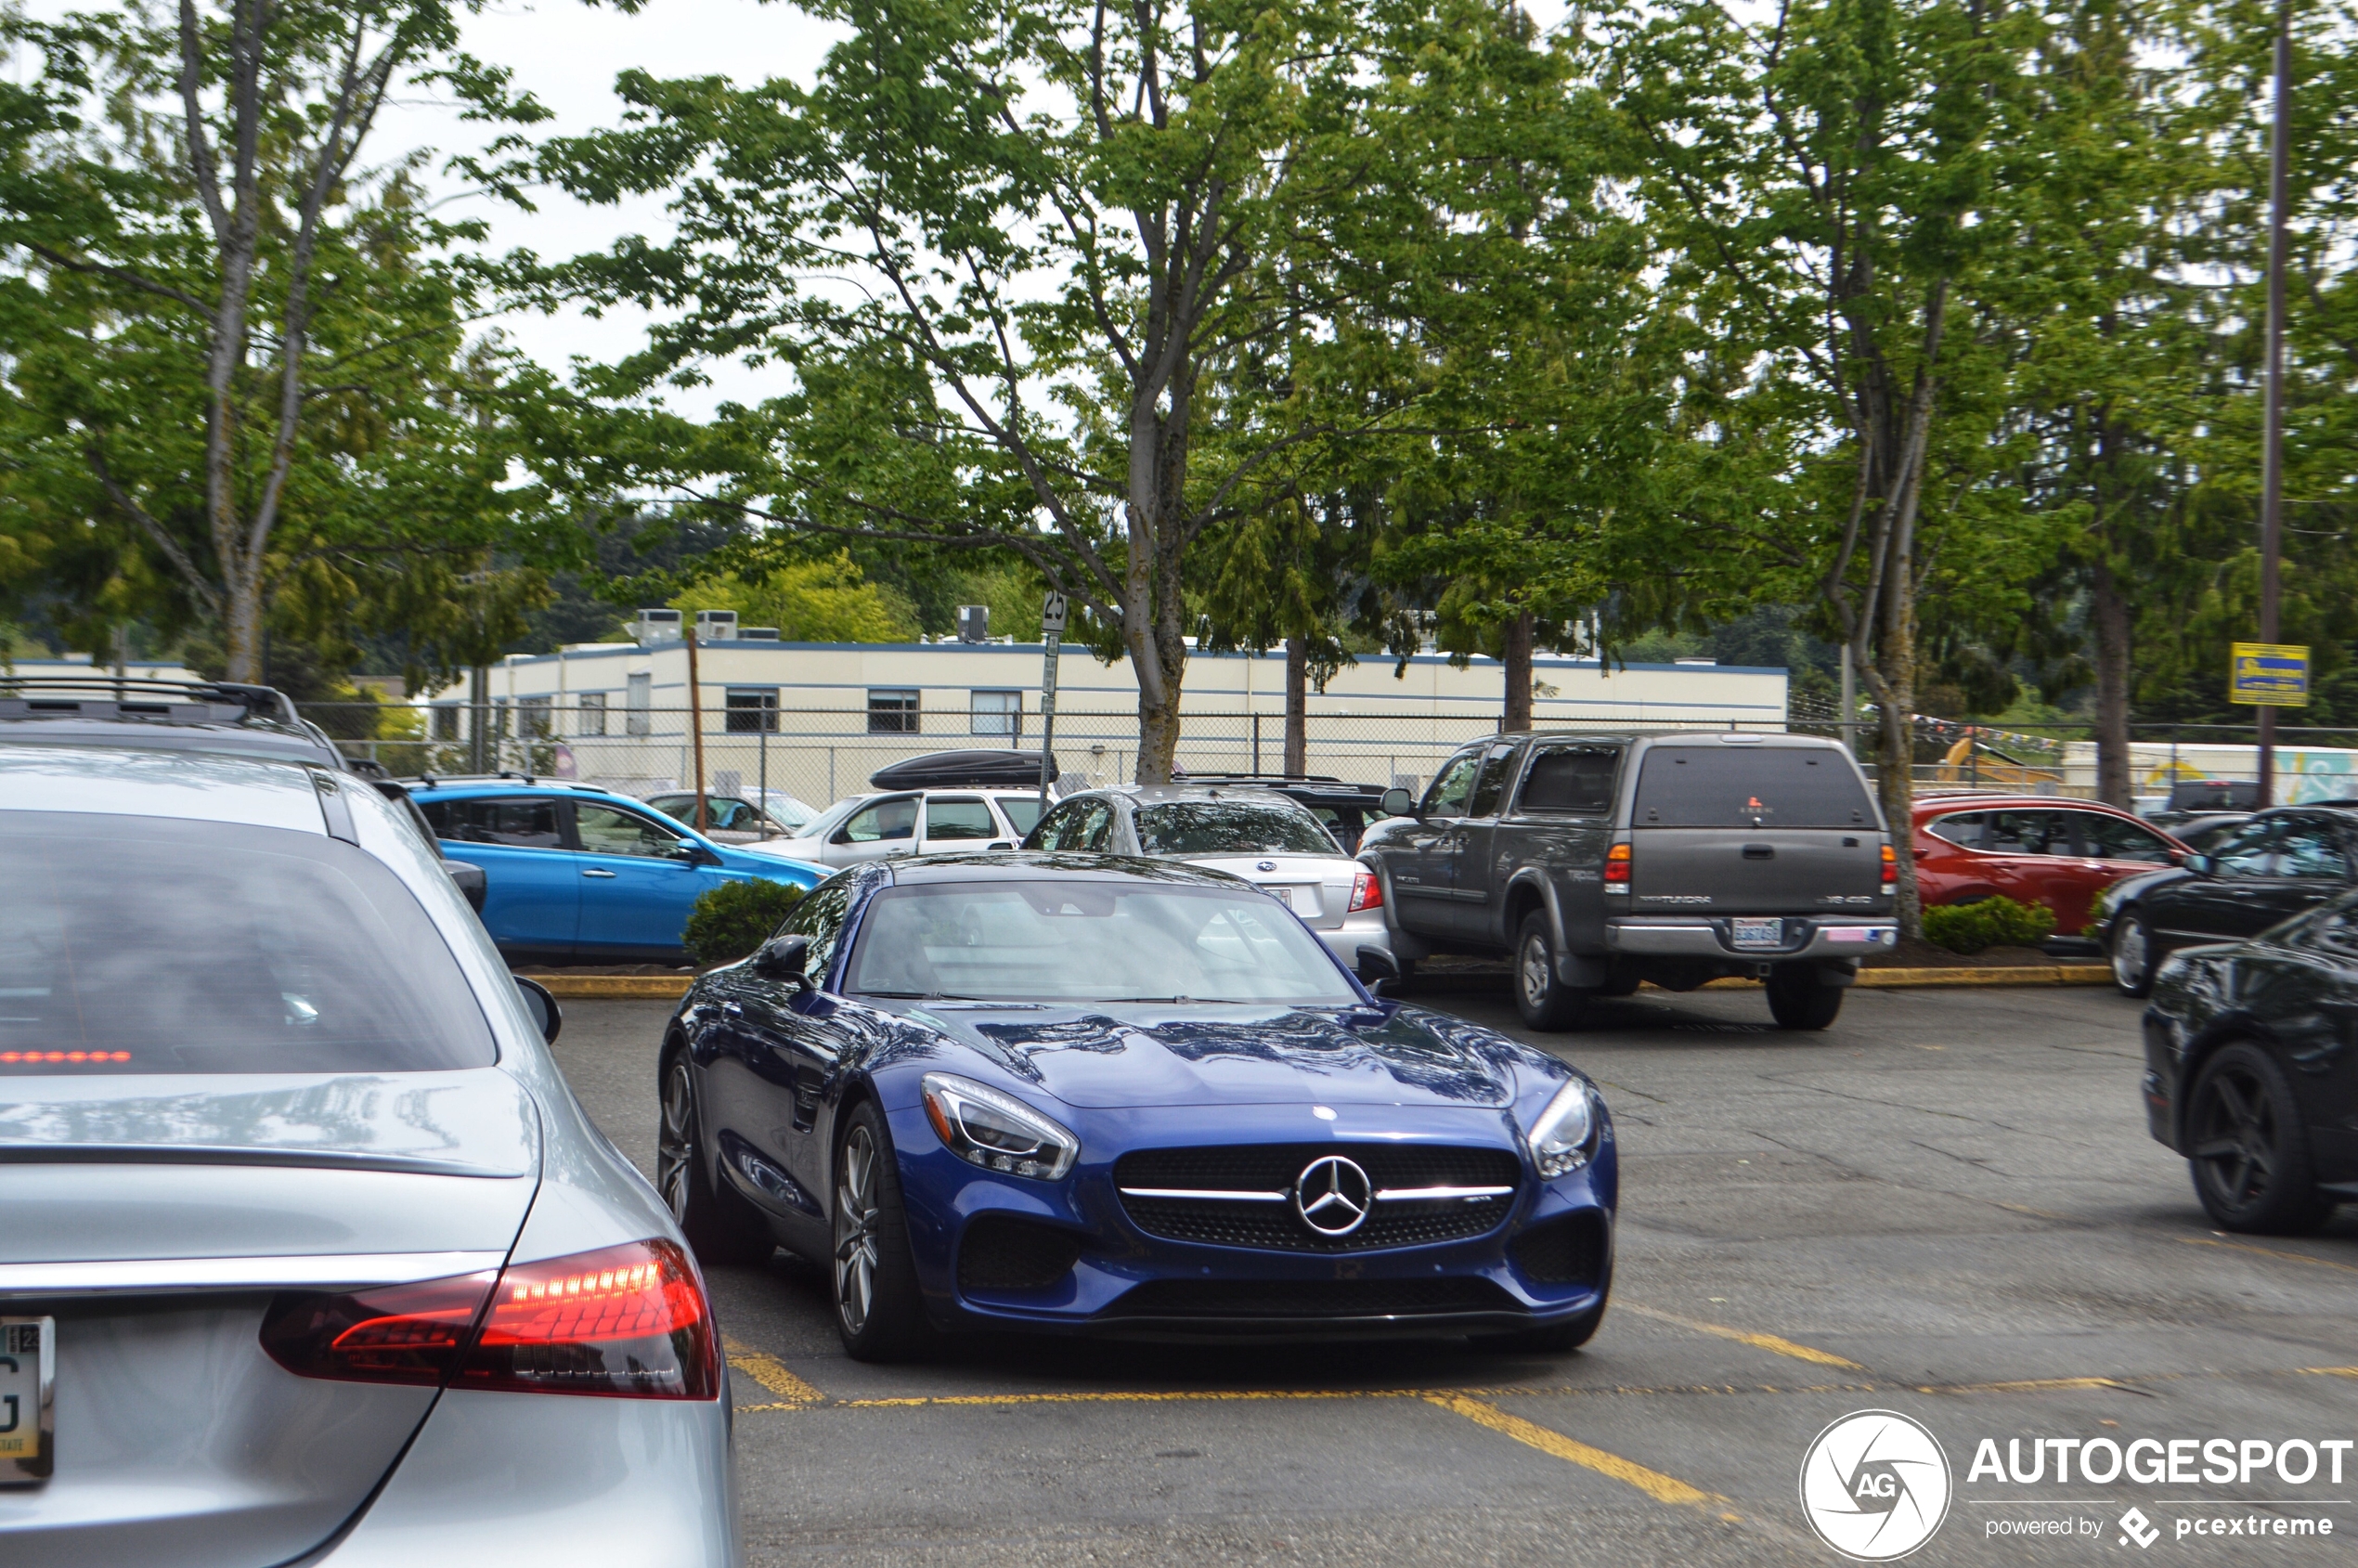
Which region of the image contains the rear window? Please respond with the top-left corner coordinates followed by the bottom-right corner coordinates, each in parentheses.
top-left (1634, 745), bottom-right (1873, 829)
top-left (0, 813), bottom-right (496, 1075)
top-left (1134, 801), bottom-right (1338, 856)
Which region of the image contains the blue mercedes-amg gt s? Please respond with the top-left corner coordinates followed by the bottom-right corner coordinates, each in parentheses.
top-left (657, 853), bottom-right (1615, 1359)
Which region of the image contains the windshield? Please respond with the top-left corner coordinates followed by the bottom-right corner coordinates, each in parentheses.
top-left (795, 796), bottom-right (864, 841)
top-left (843, 881), bottom-right (1359, 1004)
top-left (1135, 801), bottom-right (1338, 857)
top-left (1634, 745), bottom-right (1874, 830)
top-left (0, 812), bottom-right (496, 1075)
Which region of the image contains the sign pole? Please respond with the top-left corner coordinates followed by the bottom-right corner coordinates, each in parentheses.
top-left (2258, 0), bottom-right (2293, 806)
top-left (685, 626), bottom-right (709, 832)
top-left (1039, 592), bottom-right (1068, 813)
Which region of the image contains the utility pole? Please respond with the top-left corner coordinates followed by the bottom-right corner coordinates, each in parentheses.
top-left (1038, 592), bottom-right (1068, 813)
top-left (2258, 0), bottom-right (2293, 806)
top-left (685, 625), bottom-right (710, 832)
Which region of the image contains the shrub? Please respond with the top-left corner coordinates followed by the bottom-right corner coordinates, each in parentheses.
top-left (684, 878), bottom-right (807, 965)
top-left (1922, 895), bottom-right (2056, 955)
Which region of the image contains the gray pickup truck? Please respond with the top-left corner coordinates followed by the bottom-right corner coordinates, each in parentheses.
top-left (1358, 731), bottom-right (1898, 1030)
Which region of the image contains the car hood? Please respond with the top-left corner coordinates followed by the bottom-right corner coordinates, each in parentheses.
top-left (900, 1001), bottom-right (1523, 1110)
top-left (2106, 865), bottom-right (2194, 911)
top-left (720, 844), bottom-right (825, 878)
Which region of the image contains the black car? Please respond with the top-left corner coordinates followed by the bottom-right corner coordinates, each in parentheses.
top-left (2141, 897), bottom-right (2358, 1232)
top-left (2094, 805), bottom-right (2358, 996)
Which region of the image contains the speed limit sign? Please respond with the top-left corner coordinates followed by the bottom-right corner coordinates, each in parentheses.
top-left (1041, 592), bottom-right (1069, 636)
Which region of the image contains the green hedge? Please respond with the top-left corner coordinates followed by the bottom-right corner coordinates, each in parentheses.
top-left (684, 878), bottom-right (808, 965)
top-left (1921, 895), bottom-right (2056, 955)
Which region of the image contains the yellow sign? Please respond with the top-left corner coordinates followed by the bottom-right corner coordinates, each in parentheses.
top-left (2230, 642), bottom-right (2310, 707)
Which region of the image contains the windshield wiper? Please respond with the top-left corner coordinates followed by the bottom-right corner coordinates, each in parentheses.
top-left (859, 990), bottom-right (985, 1001)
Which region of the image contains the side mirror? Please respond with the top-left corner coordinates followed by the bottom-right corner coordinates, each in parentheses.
top-left (667, 837), bottom-right (716, 865)
top-left (2186, 852), bottom-right (2215, 876)
top-left (1380, 787), bottom-right (1417, 819)
top-left (2166, 848), bottom-right (2187, 866)
top-left (752, 934), bottom-right (811, 985)
top-left (512, 975), bottom-right (562, 1044)
top-left (442, 858), bottom-right (487, 914)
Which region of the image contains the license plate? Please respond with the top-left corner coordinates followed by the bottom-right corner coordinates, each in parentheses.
top-left (1, 1317), bottom-right (54, 1483)
top-left (1272, 885), bottom-right (1321, 917)
top-left (1730, 917), bottom-right (1784, 950)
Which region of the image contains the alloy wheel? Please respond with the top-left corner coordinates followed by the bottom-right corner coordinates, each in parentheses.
top-left (1520, 934), bottom-right (1550, 1008)
top-left (2192, 1064), bottom-right (2278, 1211)
top-left (835, 1124), bottom-right (883, 1337)
top-left (2112, 919), bottom-right (2147, 991)
top-left (657, 1061), bottom-right (697, 1225)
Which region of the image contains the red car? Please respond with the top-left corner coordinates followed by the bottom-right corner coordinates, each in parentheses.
top-left (1911, 794), bottom-right (2191, 935)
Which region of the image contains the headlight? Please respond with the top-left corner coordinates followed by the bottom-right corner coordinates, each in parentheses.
top-left (919, 1072), bottom-right (1079, 1180)
top-left (1526, 1078), bottom-right (1600, 1178)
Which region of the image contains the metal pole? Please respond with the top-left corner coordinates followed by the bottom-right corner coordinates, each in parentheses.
top-left (1039, 633), bottom-right (1060, 812)
top-left (686, 628), bottom-right (710, 831)
top-left (1839, 642), bottom-right (1857, 757)
top-left (758, 715), bottom-right (770, 836)
top-left (2258, 0), bottom-right (2293, 808)
top-left (1252, 712), bottom-right (1262, 774)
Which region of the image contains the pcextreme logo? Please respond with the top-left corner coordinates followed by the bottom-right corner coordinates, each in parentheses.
top-left (1799, 1410), bottom-right (1954, 1561)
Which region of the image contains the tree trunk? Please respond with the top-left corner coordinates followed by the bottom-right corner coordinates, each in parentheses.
top-left (1502, 608), bottom-right (1535, 732)
top-left (222, 569), bottom-right (263, 683)
top-left (2092, 562), bottom-right (2132, 809)
top-left (1283, 638), bottom-right (1308, 777)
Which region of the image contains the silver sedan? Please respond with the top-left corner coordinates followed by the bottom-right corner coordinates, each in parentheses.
top-left (0, 745), bottom-right (734, 1567)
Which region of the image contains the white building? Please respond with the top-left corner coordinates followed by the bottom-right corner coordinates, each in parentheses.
top-left (413, 631), bottom-right (1788, 806)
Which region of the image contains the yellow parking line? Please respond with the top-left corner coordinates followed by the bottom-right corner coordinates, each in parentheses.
top-left (1428, 1394), bottom-right (1726, 1507)
top-left (2300, 1367), bottom-right (2358, 1380)
top-left (1621, 1303), bottom-right (1866, 1370)
top-left (2177, 1236), bottom-right (2358, 1275)
top-left (1924, 1377), bottom-right (2140, 1395)
top-left (725, 1339), bottom-right (825, 1407)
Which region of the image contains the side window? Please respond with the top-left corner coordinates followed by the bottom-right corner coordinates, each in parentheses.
top-left (2211, 820), bottom-right (2280, 878)
top-left (1985, 810), bottom-right (2068, 856)
top-left (998, 795), bottom-right (1045, 837)
top-left (836, 796), bottom-right (919, 844)
top-left (1924, 812), bottom-right (1985, 849)
top-left (1518, 747), bottom-right (1619, 815)
top-left (1081, 802), bottom-right (1114, 851)
top-left (428, 797), bottom-right (564, 849)
top-left (925, 797), bottom-right (997, 841)
top-left (1029, 801), bottom-right (1086, 850)
top-left (575, 804), bottom-right (684, 859)
top-left (2274, 819), bottom-right (2350, 879)
top-left (780, 875), bottom-right (855, 982)
top-left (1423, 750), bottom-right (1484, 818)
top-left (1466, 743), bottom-right (1523, 818)
top-left (2077, 813), bottom-right (2175, 864)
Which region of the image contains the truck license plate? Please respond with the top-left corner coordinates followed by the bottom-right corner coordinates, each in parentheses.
top-left (1730, 917), bottom-right (1783, 950)
top-left (1, 1317), bottom-right (55, 1483)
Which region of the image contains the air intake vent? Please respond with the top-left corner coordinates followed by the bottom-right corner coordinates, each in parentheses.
top-left (957, 1216), bottom-right (1082, 1295)
top-left (1510, 1212), bottom-right (1608, 1287)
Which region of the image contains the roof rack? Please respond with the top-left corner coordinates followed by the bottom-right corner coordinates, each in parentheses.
top-left (0, 674), bottom-right (303, 728)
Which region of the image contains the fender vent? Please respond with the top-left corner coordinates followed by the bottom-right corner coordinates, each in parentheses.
top-left (1511, 1211), bottom-right (1609, 1287)
top-left (957, 1216), bottom-right (1082, 1295)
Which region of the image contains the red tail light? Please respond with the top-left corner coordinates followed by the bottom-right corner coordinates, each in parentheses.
top-left (1881, 844), bottom-right (1898, 887)
top-left (1604, 843), bottom-right (1632, 885)
top-left (262, 1238), bottom-right (719, 1401)
top-left (1348, 868), bottom-right (1382, 913)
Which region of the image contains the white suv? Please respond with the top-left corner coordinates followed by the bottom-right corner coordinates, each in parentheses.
top-left (738, 786), bottom-right (1048, 868)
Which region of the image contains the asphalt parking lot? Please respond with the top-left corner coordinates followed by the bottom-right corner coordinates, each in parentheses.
top-left (553, 984), bottom-right (2358, 1566)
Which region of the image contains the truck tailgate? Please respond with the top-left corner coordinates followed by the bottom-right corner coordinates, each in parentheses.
top-left (1628, 829), bottom-right (1885, 915)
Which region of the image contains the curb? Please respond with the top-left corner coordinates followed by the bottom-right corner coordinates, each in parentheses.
top-left (526, 965), bottom-right (2119, 1003)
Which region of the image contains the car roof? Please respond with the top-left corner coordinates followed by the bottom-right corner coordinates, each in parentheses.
top-left (402, 775), bottom-right (626, 797)
top-left (0, 742), bottom-right (332, 835)
top-left (1088, 783), bottom-right (1310, 807)
top-left (1911, 793), bottom-right (2143, 815)
top-left (884, 850), bottom-right (1250, 888)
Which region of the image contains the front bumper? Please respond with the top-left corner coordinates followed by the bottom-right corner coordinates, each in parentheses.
top-left (887, 1100), bottom-right (1614, 1341)
top-left (1605, 916), bottom-right (1897, 961)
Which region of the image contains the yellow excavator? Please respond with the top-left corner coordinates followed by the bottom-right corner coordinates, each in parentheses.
top-left (1933, 731), bottom-right (2065, 789)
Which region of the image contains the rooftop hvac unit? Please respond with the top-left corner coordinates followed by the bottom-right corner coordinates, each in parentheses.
top-left (632, 608), bottom-right (683, 643)
top-left (693, 610), bottom-right (738, 641)
top-left (739, 627), bottom-right (781, 641)
top-left (955, 605), bottom-right (990, 643)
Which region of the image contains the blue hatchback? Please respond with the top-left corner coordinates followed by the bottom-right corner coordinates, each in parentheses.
top-left (412, 779), bottom-right (823, 965)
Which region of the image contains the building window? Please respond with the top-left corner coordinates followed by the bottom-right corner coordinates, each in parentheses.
top-left (626, 672), bottom-right (651, 737)
top-left (970, 689), bottom-right (1021, 739)
top-left (867, 688), bottom-right (920, 734)
top-left (726, 687), bottom-right (779, 733)
top-left (517, 695), bottom-right (552, 738)
top-left (577, 692), bottom-right (607, 736)
top-left (431, 705), bottom-right (460, 741)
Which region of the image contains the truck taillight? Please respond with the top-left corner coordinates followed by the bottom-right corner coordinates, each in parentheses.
top-left (1348, 868), bottom-right (1382, 912)
top-left (261, 1238), bottom-right (719, 1401)
top-left (1881, 844), bottom-right (1898, 887)
top-left (1604, 843), bottom-right (1631, 886)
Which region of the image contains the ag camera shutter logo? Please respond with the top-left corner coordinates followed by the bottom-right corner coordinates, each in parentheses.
top-left (1799, 1409), bottom-right (1953, 1561)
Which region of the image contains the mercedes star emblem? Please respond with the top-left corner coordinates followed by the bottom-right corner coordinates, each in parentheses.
top-left (1293, 1155), bottom-right (1373, 1237)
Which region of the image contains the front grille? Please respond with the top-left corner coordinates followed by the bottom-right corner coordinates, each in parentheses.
top-left (1512, 1212), bottom-right (1608, 1287)
top-left (1102, 1276), bottom-right (1520, 1321)
top-left (957, 1216), bottom-right (1082, 1295)
top-left (1114, 1144), bottom-right (1519, 1254)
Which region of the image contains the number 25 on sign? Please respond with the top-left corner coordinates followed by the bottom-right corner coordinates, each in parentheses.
top-left (2230, 642), bottom-right (2309, 707)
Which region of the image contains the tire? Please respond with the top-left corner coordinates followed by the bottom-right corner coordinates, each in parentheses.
top-left (2111, 913), bottom-right (2157, 998)
top-left (2184, 1043), bottom-right (2335, 1234)
top-left (831, 1099), bottom-right (939, 1361)
top-left (1514, 911), bottom-right (1586, 1031)
top-left (657, 1054), bottom-right (774, 1265)
top-left (1766, 964), bottom-right (1844, 1030)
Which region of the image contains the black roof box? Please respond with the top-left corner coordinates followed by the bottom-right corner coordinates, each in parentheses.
top-left (870, 749), bottom-right (1059, 790)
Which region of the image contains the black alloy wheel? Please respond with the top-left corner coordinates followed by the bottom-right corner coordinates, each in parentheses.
top-left (2110, 913), bottom-right (2157, 998)
top-left (658, 1054), bottom-right (774, 1264)
top-left (2185, 1043), bottom-right (2333, 1234)
top-left (831, 1099), bottom-right (938, 1361)
top-left (1765, 964), bottom-right (1844, 1030)
top-left (1514, 911), bottom-right (1586, 1031)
